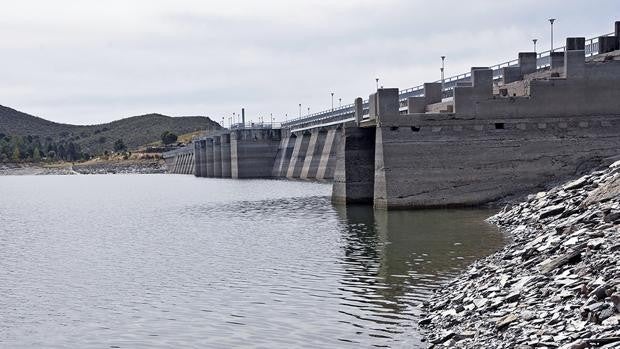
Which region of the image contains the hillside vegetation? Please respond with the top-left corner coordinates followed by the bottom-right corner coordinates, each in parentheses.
top-left (0, 105), bottom-right (221, 160)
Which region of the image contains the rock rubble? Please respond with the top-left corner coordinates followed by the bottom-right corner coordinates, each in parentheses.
top-left (420, 161), bottom-right (620, 348)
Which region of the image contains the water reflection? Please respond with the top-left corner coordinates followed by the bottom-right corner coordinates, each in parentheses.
top-left (334, 205), bottom-right (504, 346)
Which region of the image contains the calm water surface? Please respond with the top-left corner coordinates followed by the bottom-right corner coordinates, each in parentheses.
top-left (0, 175), bottom-right (504, 348)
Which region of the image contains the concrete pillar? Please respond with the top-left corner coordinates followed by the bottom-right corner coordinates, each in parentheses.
top-left (550, 52), bottom-right (564, 70)
top-left (221, 133), bottom-right (232, 178)
top-left (331, 126), bottom-right (376, 204)
top-left (193, 141), bottom-right (202, 177)
top-left (368, 92), bottom-right (378, 119)
top-left (300, 130), bottom-right (327, 179)
top-left (205, 138), bottom-right (214, 177)
top-left (354, 97), bottom-right (363, 125)
top-left (616, 21), bottom-right (620, 38)
top-left (212, 136), bottom-right (222, 178)
top-left (566, 37), bottom-right (585, 51)
top-left (564, 38), bottom-right (585, 79)
top-left (316, 128), bottom-right (341, 180)
top-left (376, 88), bottom-right (400, 118)
top-left (471, 67), bottom-right (493, 96)
top-left (230, 128), bottom-right (281, 179)
top-left (423, 83), bottom-right (442, 105)
top-left (518, 52), bottom-right (537, 75)
top-left (272, 133), bottom-right (296, 178)
top-left (286, 132), bottom-right (311, 178)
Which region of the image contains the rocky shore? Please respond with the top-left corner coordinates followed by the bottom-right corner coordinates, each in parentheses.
top-left (0, 159), bottom-right (167, 176)
top-left (420, 161), bottom-right (620, 348)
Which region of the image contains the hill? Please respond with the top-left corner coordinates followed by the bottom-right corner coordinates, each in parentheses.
top-left (0, 105), bottom-right (221, 156)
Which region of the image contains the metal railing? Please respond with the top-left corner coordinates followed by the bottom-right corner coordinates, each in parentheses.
top-left (281, 31), bottom-right (615, 129)
top-left (229, 121), bottom-right (281, 129)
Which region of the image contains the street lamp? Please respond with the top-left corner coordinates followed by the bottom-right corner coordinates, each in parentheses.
top-left (339, 98), bottom-right (342, 108)
top-left (440, 56), bottom-right (446, 93)
top-left (298, 103), bottom-right (302, 118)
top-left (307, 107), bottom-right (310, 116)
top-left (375, 77), bottom-right (379, 90)
top-left (549, 18), bottom-right (556, 51)
top-left (533, 39), bottom-right (538, 52)
top-left (331, 92), bottom-right (334, 111)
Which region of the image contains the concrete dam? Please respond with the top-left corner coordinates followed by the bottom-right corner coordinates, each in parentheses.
top-left (164, 21), bottom-right (620, 209)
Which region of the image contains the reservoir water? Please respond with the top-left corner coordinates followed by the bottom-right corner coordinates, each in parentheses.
top-left (0, 175), bottom-right (504, 348)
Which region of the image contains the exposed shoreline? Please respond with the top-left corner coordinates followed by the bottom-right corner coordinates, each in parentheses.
top-left (420, 161), bottom-right (620, 348)
top-left (0, 159), bottom-right (167, 176)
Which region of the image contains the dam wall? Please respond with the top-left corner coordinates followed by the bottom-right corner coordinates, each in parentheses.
top-left (333, 35), bottom-right (620, 208)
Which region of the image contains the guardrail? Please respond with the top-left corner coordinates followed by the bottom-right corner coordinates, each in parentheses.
top-left (281, 32), bottom-right (614, 129)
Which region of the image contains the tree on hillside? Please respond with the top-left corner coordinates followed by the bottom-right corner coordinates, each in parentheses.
top-left (161, 131), bottom-right (178, 145)
top-left (114, 139), bottom-right (127, 152)
top-left (32, 146), bottom-right (41, 162)
top-left (12, 145), bottom-right (20, 162)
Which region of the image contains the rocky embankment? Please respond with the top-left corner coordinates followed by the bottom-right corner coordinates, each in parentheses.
top-left (421, 161), bottom-right (620, 348)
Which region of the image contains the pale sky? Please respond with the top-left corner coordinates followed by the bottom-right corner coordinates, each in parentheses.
top-left (1, 0), bottom-right (618, 125)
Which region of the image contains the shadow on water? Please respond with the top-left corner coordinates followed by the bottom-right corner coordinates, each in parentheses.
top-left (333, 204), bottom-right (505, 343)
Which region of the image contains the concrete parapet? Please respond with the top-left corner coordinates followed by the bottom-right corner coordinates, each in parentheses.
top-left (354, 97), bottom-right (363, 125)
top-left (472, 67), bottom-right (493, 96)
top-left (300, 129), bottom-right (327, 179)
top-left (221, 133), bottom-right (232, 178)
top-left (286, 132), bottom-right (310, 178)
top-left (332, 126), bottom-right (375, 204)
top-left (599, 36), bottom-right (619, 54)
top-left (376, 88), bottom-right (400, 118)
top-left (212, 136), bottom-right (222, 178)
top-left (423, 83), bottom-right (442, 105)
top-left (502, 66), bottom-right (522, 84)
top-left (407, 96), bottom-right (426, 113)
top-left (518, 52), bottom-right (537, 75)
top-left (566, 37), bottom-right (585, 50)
top-left (550, 52), bottom-right (565, 70)
top-left (230, 128), bottom-right (281, 179)
top-left (316, 128), bottom-right (341, 180)
top-left (564, 48), bottom-right (585, 79)
top-left (205, 138), bottom-right (214, 177)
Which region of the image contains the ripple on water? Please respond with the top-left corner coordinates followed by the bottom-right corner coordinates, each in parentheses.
top-left (0, 175), bottom-right (504, 348)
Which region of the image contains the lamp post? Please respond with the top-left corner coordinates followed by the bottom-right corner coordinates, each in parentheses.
top-left (533, 39), bottom-right (538, 52)
top-left (549, 18), bottom-right (556, 51)
top-left (440, 56), bottom-right (446, 93)
top-left (375, 77), bottom-right (379, 90)
top-left (331, 92), bottom-right (334, 111)
top-left (270, 113), bottom-right (273, 124)
top-left (307, 107), bottom-right (310, 116)
top-left (339, 98), bottom-right (342, 108)
top-left (298, 103), bottom-right (302, 118)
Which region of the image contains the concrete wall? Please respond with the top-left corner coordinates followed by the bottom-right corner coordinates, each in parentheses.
top-left (371, 113), bottom-right (620, 208)
top-left (332, 125), bottom-right (376, 204)
top-left (300, 130), bottom-right (327, 179)
top-left (205, 138), bottom-right (214, 178)
top-left (213, 136), bottom-right (222, 178)
top-left (286, 132), bottom-right (311, 178)
top-left (230, 128), bottom-right (281, 178)
top-left (316, 128), bottom-right (341, 180)
top-left (221, 133), bottom-right (232, 178)
top-left (163, 148), bottom-right (196, 175)
top-left (272, 132), bottom-right (296, 178)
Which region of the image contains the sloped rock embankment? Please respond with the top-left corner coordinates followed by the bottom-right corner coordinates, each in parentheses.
top-left (420, 161), bottom-right (620, 348)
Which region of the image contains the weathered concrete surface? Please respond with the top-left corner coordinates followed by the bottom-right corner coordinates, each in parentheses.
top-left (230, 128), bottom-right (280, 179)
top-left (220, 133), bottom-right (232, 178)
top-left (372, 114), bottom-right (620, 208)
top-left (272, 132), bottom-right (296, 178)
top-left (316, 128), bottom-right (341, 180)
top-left (212, 136), bottom-right (222, 178)
top-left (332, 126), bottom-right (375, 204)
top-left (286, 132), bottom-right (310, 179)
top-left (205, 138), bottom-right (214, 177)
top-left (300, 130), bottom-right (327, 179)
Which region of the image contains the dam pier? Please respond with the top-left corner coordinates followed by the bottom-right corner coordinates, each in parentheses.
top-left (164, 22), bottom-right (620, 209)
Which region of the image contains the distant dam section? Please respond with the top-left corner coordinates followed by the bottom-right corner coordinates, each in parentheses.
top-left (164, 21), bottom-right (620, 209)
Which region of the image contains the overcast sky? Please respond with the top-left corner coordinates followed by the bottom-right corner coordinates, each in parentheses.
top-left (1, 0), bottom-right (618, 126)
